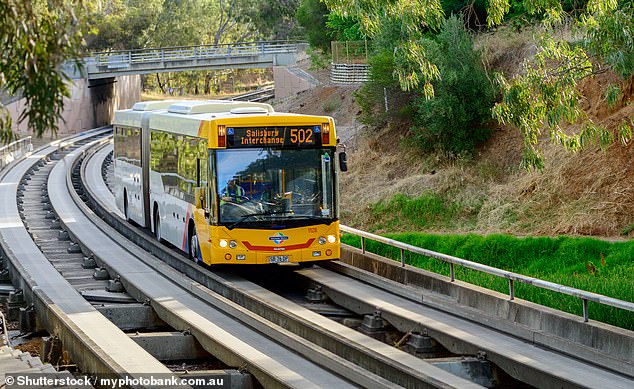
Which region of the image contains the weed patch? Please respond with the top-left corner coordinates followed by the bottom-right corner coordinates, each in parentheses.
top-left (368, 192), bottom-right (481, 231)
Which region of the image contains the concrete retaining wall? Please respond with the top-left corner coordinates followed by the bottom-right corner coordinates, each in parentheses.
top-left (273, 66), bottom-right (318, 99)
top-left (340, 244), bottom-right (634, 377)
top-left (8, 75), bottom-right (140, 137)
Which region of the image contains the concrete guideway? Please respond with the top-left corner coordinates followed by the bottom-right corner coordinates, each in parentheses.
top-left (299, 266), bottom-right (634, 389)
top-left (83, 140), bottom-right (633, 388)
top-left (51, 142), bottom-right (363, 388)
top-left (0, 130), bottom-right (173, 380)
top-left (211, 269), bottom-right (484, 389)
top-left (329, 251), bottom-right (634, 377)
top-left (84, 143), bottom-right (487, 388)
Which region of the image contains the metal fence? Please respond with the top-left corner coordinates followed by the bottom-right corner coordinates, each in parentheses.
top-left (340, 225), bottom-right (634, 322)
top-left (331, 41), bottom-right (369, 64)
top-left (331, 63), bottom-right (371, 84)
top-left (0, 137), bottom-right (32, 170)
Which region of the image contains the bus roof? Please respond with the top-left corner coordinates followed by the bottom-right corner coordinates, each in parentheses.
top-left (114, 100), bottom-right (335, 140)
top-left (167, 100), bottom-right (274, 114)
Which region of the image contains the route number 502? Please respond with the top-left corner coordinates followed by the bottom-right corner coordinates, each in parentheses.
top-left (290, 128), bottom-right (314, 144)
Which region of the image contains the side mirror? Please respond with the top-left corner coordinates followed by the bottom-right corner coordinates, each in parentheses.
top-left (339, 151), bottom-right (348, 172)
top-left (194, 187), bottom-right (206, 209)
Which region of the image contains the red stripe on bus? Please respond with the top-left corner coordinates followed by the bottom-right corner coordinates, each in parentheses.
top-left (241, 239), bottom-right (315, 252)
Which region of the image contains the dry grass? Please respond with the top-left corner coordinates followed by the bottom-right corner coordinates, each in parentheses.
top-left (340, 72), bottom-right (634, 238)
top-left (476, 26), bottom-right (537, 75)
top-left (270, 35), bottom-right (634, 239)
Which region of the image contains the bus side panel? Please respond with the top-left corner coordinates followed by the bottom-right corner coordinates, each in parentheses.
top-left (149, 129), bottom-right (207, 254)
top-left (113, 127), bottom-right (123, 215)
top-left (113, 126), bottom-right (143, 224)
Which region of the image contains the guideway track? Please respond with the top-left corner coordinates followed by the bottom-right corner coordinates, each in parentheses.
top-left (83, 142), bottom-right (484, 388)
top-left (87, 141), bottom-right (634, 389)
top-left (0, 130), bottom-right (174, 381)
top-left (295, 266), bottom-right (634, 389)
top-left (56, 141), bottom-right (369, 388)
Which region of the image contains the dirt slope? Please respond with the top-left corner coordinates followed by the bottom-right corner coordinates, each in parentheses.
top-left (272, 61), bottom-right (634, 238)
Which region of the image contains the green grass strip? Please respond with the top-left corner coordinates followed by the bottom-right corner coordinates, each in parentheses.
top-left (341, 233), bottom-right (634, 330)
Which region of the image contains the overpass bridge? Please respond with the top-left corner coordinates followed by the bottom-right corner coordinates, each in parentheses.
top-left (65, 41), bottom-right (309, 80)
top-left (8, 41), bottom-right (316, 136)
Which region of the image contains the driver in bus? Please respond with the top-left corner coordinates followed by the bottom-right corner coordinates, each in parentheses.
top-left (221, 178), bottom-right (246, 203)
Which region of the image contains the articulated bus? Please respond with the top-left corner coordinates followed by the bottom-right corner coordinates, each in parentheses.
top-left (112, 100), bottom-right (346, 266)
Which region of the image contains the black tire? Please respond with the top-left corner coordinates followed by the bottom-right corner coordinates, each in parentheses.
top-left (123, 191), bottom-right (129, 221)
top-left (154, 209), bottom-right (161, 241)
top-left (189, 226), bottom-right (199, 262)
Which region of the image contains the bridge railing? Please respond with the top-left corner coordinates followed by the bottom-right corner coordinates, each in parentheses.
top-left (340, 225), bottom-right (634, 323)
top-left (90, 41), bottom-right (307, 69)
top-left (0, 136), bottom-right (32, 170)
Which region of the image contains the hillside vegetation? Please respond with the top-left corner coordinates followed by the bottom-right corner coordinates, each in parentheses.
top-left (276, 26), bottom-right (633, 239)
top-left (273, 24), bottom-right (633, 326)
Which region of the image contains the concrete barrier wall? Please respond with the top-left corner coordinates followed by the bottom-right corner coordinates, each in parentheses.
top-left (340, 244), bottom-right (634, 376)
top-left (273, 66), bottom-right (318, 99)
top-left (8, 75), bottom-right (140, 137)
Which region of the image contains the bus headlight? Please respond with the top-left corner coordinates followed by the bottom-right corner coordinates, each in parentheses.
top-left (327, 235), bottom-right (337, 243)
top-left (219, 239), bottom-right (228, 248)
top-left (229, 240), bottom-right (237, 249)
top-left (318, 236), bottom-right (326, 245)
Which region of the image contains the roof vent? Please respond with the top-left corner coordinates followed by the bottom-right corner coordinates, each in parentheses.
top-left (168, 100), bottom-right (274, 114)
top-left (230, 107), bottom-right (269, 114)
top-left (132, 100), bottom-right (181, 111)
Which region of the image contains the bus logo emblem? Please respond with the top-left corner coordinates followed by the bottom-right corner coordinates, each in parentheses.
top-left (269, 232), bottom-right (289, 245)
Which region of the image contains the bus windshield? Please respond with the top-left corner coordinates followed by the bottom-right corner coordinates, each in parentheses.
top-left (213, 148), bottom-right (336, 228)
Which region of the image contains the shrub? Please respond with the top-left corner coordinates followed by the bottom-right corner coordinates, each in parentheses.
top-left (322, 98), bottom-right (341, 113)
top-left (354, 50), bottom-right (415, 128)
top-left (411, 16), bottom-right (496, 154)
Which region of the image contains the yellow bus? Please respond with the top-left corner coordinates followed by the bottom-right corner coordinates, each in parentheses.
top-left (113, 100), bottom-right (346, 266)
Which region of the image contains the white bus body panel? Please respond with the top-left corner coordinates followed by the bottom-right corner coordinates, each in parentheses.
top-left (149, 169), bottom-right (192, 252)
top-left (114, 159), bottom-right (143, 224)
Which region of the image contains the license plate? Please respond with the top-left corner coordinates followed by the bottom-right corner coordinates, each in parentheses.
top-left (268, 255), bottom-right (289, 264)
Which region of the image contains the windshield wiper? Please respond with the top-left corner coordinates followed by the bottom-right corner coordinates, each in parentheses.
top-left (227, 210), bottom-right (293, 229)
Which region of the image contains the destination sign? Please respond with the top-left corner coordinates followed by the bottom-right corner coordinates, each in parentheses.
top-left (227, 126), bottom-right (322, 148)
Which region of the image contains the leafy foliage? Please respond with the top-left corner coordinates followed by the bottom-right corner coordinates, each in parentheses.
top-left (297, 0), bottom-right (331, 51)
top-left (354, 50), bottom-right (415, 128)
top-left (325, 0), bottom-right (634, 169)
top-left (0, 0), bottom-right (87, 143)
top-left (412, 16), bottom-right (496, 154)
top-left (326, 13), bottom-right (365, 41)
top-left (324, 0), bottom-right (445, 96)
top-left (491, 1), bottom-right (633, 169)
top-left (239, 0), bottom-right (302, 41)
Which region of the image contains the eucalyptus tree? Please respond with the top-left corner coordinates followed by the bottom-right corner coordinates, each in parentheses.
top-left (324, 0), bottom-right (633, 169)
top-left (0, 0), bottom-right (87, 143)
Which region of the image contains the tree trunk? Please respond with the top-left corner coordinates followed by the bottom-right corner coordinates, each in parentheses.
top-left (156, 73), bottom-right (166, 94)
top-left (204, 73), bottom-right (212, 95)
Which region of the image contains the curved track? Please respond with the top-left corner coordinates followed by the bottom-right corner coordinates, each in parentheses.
top-left (86, 140), bottom-right (634, 389)
top-left (0, 130), bottom-right (172, 380)
top-left (2, 134), bottom-right (631, 389)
